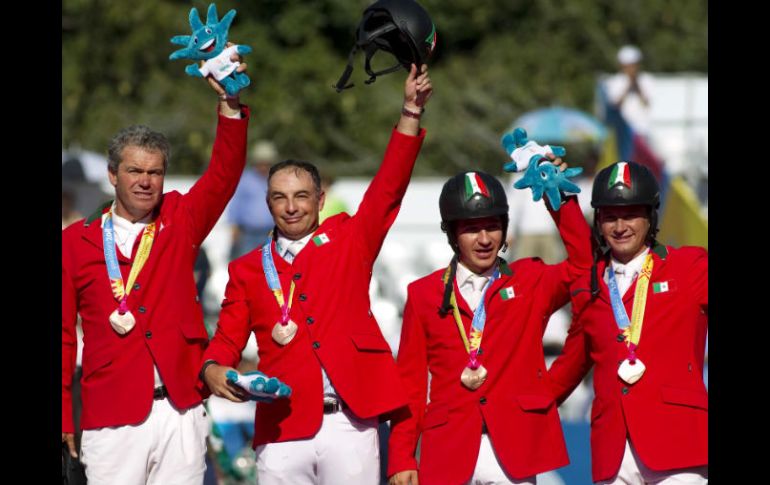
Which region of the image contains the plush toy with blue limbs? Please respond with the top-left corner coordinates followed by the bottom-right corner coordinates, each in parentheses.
top-left (225, 369), bottom-right (292, 402)
top-left (501, 127), bottom-right (582, 209)
top-left (169, 3), bottom-right (252, 97)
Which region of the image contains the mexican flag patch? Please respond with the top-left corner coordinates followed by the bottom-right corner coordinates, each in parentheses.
top-left (312, 233), bottom-right (330, 246)
top-left (465, 172), bottom-right (490, 200)
top-left (652, 280), bottom-right (676, 293)
top-left (609, 162), bottom-right (631, 189)
top-left (499, 286), bottom-right (515, 301)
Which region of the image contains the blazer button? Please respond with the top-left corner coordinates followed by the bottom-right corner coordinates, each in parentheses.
top-left (621, 387), bottom-right (629, 395)
top-left (312, 341), bottom-right (320, 349)
top-left (133, 283), bottom-right (141, 291)
top-left (139, 306), bottom-right (147, 313)
top-left (306, 317), bottom-right (314, 324)
top-left (477, 348), bottom-right (483, 356)
top-left (299, 294), bottom-right (307, 302)
top-left (479, 397), bottom-right (487, 405)
top-left (293, 273), bottom-right (302, 280)
top-left (145, 331), bottom-right (152, 339)
top-left (616, 333), bottom-right (625, 342)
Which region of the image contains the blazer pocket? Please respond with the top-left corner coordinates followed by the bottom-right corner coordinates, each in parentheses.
top-left (350, 333), bottom-right (392, 353)
top-left (82, 345), bottom-right (115, 379)
top-left (516, 394), bottom-right (555, 412)
top-left (660, 386), bottom-right (708, 410)
top-left (422, 404), bottom-right (449, 430)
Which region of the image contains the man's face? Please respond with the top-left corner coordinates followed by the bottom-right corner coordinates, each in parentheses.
top-left (108, 146), bottom-right (165, 222)
top-left (455, 216), bottom-right (504, 274)
top-left (598, 205), bottom-right (651, 263)
top-left (267, 168), bottom-right (325, 240)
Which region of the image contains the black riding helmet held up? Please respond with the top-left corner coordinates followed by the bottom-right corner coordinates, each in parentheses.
top-left (334, 0), bottom-right (436, 92)
top-left (439, 171), bottom-right (509, 254)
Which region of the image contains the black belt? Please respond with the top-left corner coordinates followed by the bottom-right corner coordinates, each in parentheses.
top-left (323, 398), bottom-right (345, 414)
top-left (153, 386), bottom-right (169, 400)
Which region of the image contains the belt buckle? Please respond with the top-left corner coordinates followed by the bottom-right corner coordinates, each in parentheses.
top-left (153, 386), bottom-right (167, 400)
top-left (323, 397), bottom-right (341, 414)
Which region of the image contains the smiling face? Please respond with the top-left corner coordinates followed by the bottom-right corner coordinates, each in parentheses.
top-left (455, 216), bottom-right (504, 274)
top-left (598, 205), bottom-right (651, 264)
top-left (267, 167), bottom-right (325, 240)
top-left (108, 146), bottom-right (165, 222)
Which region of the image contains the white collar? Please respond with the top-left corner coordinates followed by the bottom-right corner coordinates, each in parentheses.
top-left (455, 260), bottom-right (496, 287)
top-left (275, 231), bottom-right (314, 259)
top-left (609, 247), bottom-right (650, 277)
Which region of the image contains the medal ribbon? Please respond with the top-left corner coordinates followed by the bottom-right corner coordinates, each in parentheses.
top-left (262, 235), bottom-right (295, 325)
top-left (102, 209), bottom-right (157, 314)
top-left (442, 261), bottom-right (500, 370)
top-left (607, 254), bottom-right (654, 363)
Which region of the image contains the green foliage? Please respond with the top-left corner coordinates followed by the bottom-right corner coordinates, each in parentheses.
top-left (62, 0), bottom-right (707, 176)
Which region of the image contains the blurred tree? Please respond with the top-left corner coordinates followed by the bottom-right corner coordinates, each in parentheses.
top-left (62, 0), bottom-right (706, 176)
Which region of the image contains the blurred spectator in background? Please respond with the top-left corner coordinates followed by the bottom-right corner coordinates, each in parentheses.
top-left (227, 140), bottom-right (277, 260)
top-left (318, 171), bottom-right (349, 223)
top-left (604, 45), bottom-right (654, 138)
top-left (62, 189), bottom-right (84, 229)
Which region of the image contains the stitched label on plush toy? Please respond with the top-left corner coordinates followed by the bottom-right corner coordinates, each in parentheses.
top-left (510, 141), bottom-right (550, 172)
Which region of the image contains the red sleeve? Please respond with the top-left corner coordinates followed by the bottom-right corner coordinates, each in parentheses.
top-left (548, 295), bottom-right (594, 404)
top-left (200, 261), bottom-right (253, 387)
top-left (387, 290), bottom-right (428, 477)
top-left (181, 107), bottom-right (250, 245)
top-left (352, 128), bottom-right (425, 266)
top-left (541, 196), bottom-right (593, 317)
top-left (689, 247), bottom-right (708, 314)
top-left (62, 264), bottom-right (78, 433)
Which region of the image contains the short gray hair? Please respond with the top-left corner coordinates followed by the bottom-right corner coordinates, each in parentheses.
top-left (107, 125), bottom-right (170, 173)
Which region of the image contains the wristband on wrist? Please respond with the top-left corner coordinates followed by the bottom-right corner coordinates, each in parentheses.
top-left (199, 359), bottom-right (219, 381)
top-left (401, 105), bottom-right (424, 119)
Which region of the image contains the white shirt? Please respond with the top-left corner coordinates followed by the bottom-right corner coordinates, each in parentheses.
top-left (275, 232), bottom-right (313, 263)
top-left (604, 247), bottom-right (650, 296)
top-left (275, 230), bottom-right (340, 399)
top-left (604, 72), bottom-right (654, 137)
top-left (108, 205), bottom-right (164, 388)
top-left (110, 208), bottom-right (151, 258)
top-left (455, 261), bottom-right (496, 311)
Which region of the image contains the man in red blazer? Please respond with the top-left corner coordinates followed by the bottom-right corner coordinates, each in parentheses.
top-left (549, 161), bottom-right (708, 484)
top-left (387, 166), bottom-right (592, 485)
top-left (62, 75), bottom-right (249, 484)
top-left (200, 64), bottom-right (432, 485)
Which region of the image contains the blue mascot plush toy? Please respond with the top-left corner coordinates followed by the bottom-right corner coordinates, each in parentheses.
top-left (169, 3), bottom-right (252, 97)
top-left (501, 127), bottom-right (582, 209)
top-left (225, 369), bottom-right (292, 403)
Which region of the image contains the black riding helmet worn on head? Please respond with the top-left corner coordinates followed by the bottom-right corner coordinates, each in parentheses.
top-left (589, 160), bottom-right (661, 295)
top-left (439, 171), bottom-right (509, 254)
top-left (334, 0), bottom-right (436, 92)
top-left (591, 160), bottom-right (660, 242)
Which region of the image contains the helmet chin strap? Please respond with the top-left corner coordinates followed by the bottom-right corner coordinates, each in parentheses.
top-left (334, 14), bottom-right (419, 91)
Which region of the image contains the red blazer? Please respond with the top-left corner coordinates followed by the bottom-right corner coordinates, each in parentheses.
top-left (203, 128), bottom-right (426, 447)
top-left (548, 245), bottom-right (708, 482)
top-left (387, 198), bottom-right (592, 485)
top-left (61, 108), bottom-right (249, 432)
